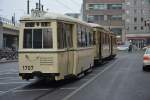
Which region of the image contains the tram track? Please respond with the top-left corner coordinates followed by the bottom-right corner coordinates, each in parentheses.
top-left (0, 56), bottom-right (119, 100)
top-left (21, 59), bottom-right (118, 100)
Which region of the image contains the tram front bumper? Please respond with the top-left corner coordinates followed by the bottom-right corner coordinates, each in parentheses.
top-left (19, 72), bottom-right (60, 80)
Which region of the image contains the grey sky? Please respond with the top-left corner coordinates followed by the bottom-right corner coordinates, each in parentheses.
top-left (0, 0), bottom-right (82, 20)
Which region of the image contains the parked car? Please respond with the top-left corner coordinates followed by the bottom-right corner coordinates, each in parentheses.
top-left (143, 48), bottom-right (150, 71)
top-left (117, 45), bottom-right (129, 51)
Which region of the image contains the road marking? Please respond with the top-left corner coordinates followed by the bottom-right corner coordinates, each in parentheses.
top-left (0, 73), bottom-right (18, 76)
top-left (0, 82), bottom-right (29, 85)
top-left (60, 87), bottom-right (77, 90)
top-left (0, 70), bottom-right (18, 73)
top-left (13, 89), bottom-right (50, 93)
top-left (0, 77), bottom-right (19, 80)
top-left (81, 78), bottom-right (90, 81)
top-left (0, 82), bottom-right (30, 96)
top-left (62, 59), bottom-right (119, 100)
top-left (88, 73), bottom-right (96, 76)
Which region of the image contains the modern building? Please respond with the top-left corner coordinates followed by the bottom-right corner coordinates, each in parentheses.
top-left (82, 0), bottom-right (125, 44)
top-left (125, 0), bottom-right (150, 48)
top-left (65, 13), bottom-right (81, 19)
top-left (0, 17), bottom-right (19, 49)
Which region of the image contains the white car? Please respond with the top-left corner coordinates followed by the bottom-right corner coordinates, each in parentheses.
top-left (143, 48), bottom-right (150, 71)
top-left (117, 45), bottom-right (129, 51)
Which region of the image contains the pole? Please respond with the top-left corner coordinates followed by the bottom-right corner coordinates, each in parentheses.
top-left (39, 0), bottom-right (41, 11)
top-left (27, 0), bottom-right (30, 14)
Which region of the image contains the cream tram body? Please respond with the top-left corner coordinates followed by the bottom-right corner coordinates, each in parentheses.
top-left (19, 13), bottom-right (94, 80)
top-left (89, 23), bottom-right (117, 63)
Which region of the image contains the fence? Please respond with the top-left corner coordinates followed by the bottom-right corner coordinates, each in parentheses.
top-left (0, 48), bottom-right (18, 60)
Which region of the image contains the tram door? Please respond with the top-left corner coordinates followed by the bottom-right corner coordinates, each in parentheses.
top-left (65, 24), bottom-right (74, 75)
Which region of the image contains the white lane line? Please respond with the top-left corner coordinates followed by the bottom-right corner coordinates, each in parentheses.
top-left (0, 77), bottom-right (19, 80)
top-left (60, 87), bottom-right (77, 90)
top-left (62, 59), bottom-right (119, 100)
top-left (0, 70), bottom-right (18, 73)
top-left (0, 73), bottom-right (18, 76)
top-left (0, 83), bottom-right (29, 96)
top-left (0, 82), bottom-right (30, 85)
top-left (81, 78), bottom-right (90, 81)
top-left (88, 73), bottom-right (96, 76)
top-left (13, 89), bottom-right (50, 93)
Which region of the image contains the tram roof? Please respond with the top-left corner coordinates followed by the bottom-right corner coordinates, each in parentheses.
top-left (20, 12), bottom-right (91, 27)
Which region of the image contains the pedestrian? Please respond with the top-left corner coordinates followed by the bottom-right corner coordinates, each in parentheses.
top-left (128, 44), bottom-right (132, 52)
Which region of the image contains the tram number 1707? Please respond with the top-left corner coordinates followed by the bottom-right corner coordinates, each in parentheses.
top-left (23, 66), bottom-right (34, 70)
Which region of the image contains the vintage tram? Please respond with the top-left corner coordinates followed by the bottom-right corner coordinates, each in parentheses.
top-left (89, 23), bottom-right (117, 63)
top-left (19, 10), bottom-right (117, 81)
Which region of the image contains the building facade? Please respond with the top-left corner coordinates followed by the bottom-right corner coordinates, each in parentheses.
top-left (125, 0), bottom-right (150, 48)
top-left (82, 0), bottom-right (150, 48)
top-left (65, 13), bottom-right (81, 19)
top-left (82, 0), bottom-right (125, 44)
top-left (0, 17), bottom-right (19, 49)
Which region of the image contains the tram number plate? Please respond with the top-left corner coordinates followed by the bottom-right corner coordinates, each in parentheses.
top-left (23, 66), bottom-right (33, 70)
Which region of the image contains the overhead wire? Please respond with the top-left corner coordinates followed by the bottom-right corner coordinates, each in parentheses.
top-left (71, 0), bottom-right (81, 6)
top-left (55, 0), bottom-right (76, 12)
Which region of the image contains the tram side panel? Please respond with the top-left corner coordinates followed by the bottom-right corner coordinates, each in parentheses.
top-left (112, 36), bottom-right (117, 56)
top-left (93, 30), bottom-right (100, 61)
top-left (101, 33), bottom-right (111, 59)
top-left (75, 48), bottom-right (94, 75)
top-left (73, 25), bottom-right (94, 75)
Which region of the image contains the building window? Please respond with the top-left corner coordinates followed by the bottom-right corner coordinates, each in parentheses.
top-left (141, 9), bottom-right (143, 14)
top-left (88, 4), bottom-right (107, 10)
top-left (111, 28), bottom-right (122, 36)
top-left (111, 15), bottom-right (122, 20)
top-left (134, 0), bottom-right (137, 5)
top-left (134, 9), bottom-right (137, 14)
top-left (141, 17), bottom-right (144, 22)
top-left (108, 4), bottom-right (122, 10)
top-left (87, 15), bottom-right (94, 23)
top-left (87, 15), bottom-right (104, 23)
top-left (134, 26), bottom-right (137, 30)
top-left (134, 17), bottom-right (137, 22)
top-left (141, 26), bottom-right (144, 30)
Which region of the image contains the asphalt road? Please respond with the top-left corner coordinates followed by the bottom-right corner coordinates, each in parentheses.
top-left (0, 51), bottom-right (149, 100)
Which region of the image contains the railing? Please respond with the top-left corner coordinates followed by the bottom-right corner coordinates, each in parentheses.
top-left (0, 16), bottom-right (19, 27)
top-left (0, 48), bottom-right (18, 60)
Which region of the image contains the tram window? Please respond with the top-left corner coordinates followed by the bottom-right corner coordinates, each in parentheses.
top-left (33, 29), bottom-right (42, 48)
top-left (66, 25), bottom-right (73, 48)
top-left (77, 25), bottom-right (82, 47)
top-left (23, 29), bottom-right (32, 48)
top-left (57, 22), bottom-right (64, 49)
top-left (57, 22), bottom-right (73, 49)
top-left (36, 22), bottom-right (40, 26)
top-left (93, 31), bottom-right (96, 45)
top-left (91, 32), bottom-right (93, 45)
top-left (82, 28), bottom-right (86, 47)
top-left (25, 22), bottom-right (35, 27)
top-left (89, 32), bottom-right (91, 45)
top-left (43, 29), bottom-right (53, 48)
top-left (41, 22), bottom-right (50, 27)
top-left (86, 31), bottom-right (90, 46)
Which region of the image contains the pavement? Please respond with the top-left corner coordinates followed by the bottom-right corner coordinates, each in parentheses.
top-left (0, 51), bottom-right (150, 100)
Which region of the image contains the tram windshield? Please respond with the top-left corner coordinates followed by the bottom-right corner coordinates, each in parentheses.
top-left (23, 28), bottom-right (53, 49)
